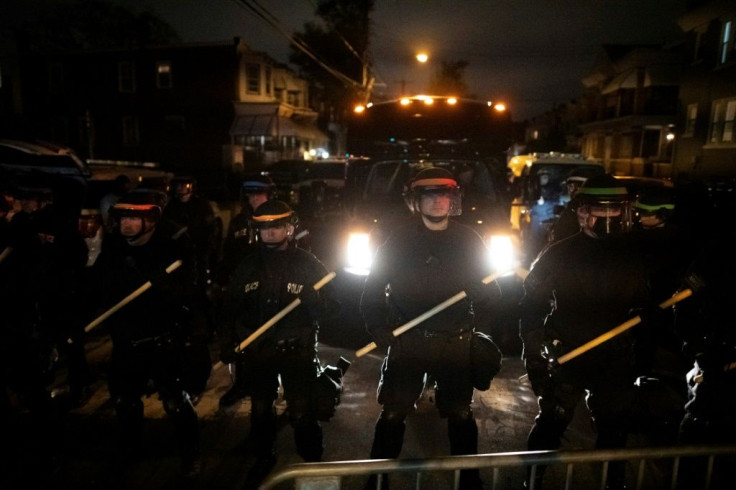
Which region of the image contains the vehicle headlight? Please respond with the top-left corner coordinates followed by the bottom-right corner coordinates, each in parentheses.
top-left (487, 234), bottom-right (517, 273)
top-left (344, 232), bottom-right (372, 276)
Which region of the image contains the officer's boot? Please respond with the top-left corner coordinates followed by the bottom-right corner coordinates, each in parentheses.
top-left (595, 417), bottom-right (629, 490)
top-left (219, 360), bottom-right (250, 408)
top-left (166, 393), bottom-right (201, 478)
top-left (364, 416), bottom-right (406, 490)
top-left (114, 397), bottom-right (145, 461)
top-left (294, 418), bottom-right (323, 462)
top-left (244, 399), bottom-right (278, 487)
top-left (448, 414), bottom-right (483, 490)
top-left (524, 405), bottom-right (571, 489)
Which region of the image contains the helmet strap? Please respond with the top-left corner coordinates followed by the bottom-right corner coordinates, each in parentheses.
top-left (123, 219), bottom-right (156, 245)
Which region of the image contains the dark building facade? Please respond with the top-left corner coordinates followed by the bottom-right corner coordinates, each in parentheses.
top-left (2, 38), bottom-right (327, 189)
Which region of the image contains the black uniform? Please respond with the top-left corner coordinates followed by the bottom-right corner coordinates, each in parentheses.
top-left (163, 191), bottom-right (219, 331)
top-left (547, 202), bottom-right (580, 244)
top-left (1, 200), bottom-right (87, 479)
top-left (519, 232), bottom-right (650, 487)
top-left (220, 209), bottom-right (257, 279)
top-left (89, 225), bottom-right (209, 469)
top-left (361, 219), bottom-right (501, 488)
top-left (675, 229), bottom-right (736, 443)
top-left (219, 242), bottom-right (339, 470)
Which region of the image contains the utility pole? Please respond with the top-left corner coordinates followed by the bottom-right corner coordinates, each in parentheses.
top-left (394, 79), bottom-right (413, 96)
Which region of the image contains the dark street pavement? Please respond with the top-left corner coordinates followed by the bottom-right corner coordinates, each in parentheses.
top-left (3, 322), bottom-right (689, 490)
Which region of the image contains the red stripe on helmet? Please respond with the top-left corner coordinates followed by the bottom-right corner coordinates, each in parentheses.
top-left (411, 177), bottom-right (457, 189)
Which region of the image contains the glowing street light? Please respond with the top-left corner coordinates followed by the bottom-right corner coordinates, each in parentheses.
top-left (416, 52), bottom-right (429, 63)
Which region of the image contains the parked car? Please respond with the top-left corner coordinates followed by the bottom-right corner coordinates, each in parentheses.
top-left (0, 139), bottom-right (91, 219)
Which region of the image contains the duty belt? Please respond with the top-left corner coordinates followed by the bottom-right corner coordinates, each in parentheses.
top-left (421, 327), bottom-right (473, 340)
top-left (129, 333), bottom-right (174, 348)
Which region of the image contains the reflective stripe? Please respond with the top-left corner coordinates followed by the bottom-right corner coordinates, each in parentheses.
top-left (113, 203), bottom-right (157, 211)
top-left (411, 177), bottom-right (457, 189)
top-left (578, 187), bottom-right (628, 195)
top-left (252, 211), bottom-right (293, 222)
top-left (635, 202), bottom-right (675, 211)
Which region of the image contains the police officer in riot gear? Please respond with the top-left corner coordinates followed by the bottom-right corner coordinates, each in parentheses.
top-left (673, 217), bottom-right (736, 489)
top-left (360, 167), bottom-right (502, 490)
top-left (220, 174), bottom-right (275, 279)
top-left (163, 176), bottom-right (219, 334)
top-left (218, 174), bottom-right (277, 409)
top-left (218, 199), bottom-right (340, 487)
top-left (547, 167), bottom-right (591, 244)
top-left (630, 189), bottom-right (693, 380)
top-left (89, 192), bottom-right (209, 477)
top-left (1, 181), bottom-right (87, 481)
top-left (519, 174), bottom-right (652, 489)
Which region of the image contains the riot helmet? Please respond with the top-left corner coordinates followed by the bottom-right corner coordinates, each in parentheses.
top-left (251, 199), bottom-right (297, 249)
top-left (111, 191), bottom-right (162, 243)
top-left (240, 174), bottom-right (276, 210)
top-left (565, 168), bottom-right (591, 199)
top-left (633, 188), bottom-right (675, 229)
top-left (170, 176), bottom-right (197, 203)
top-left (78, 208), bottom-right (103, 239)
top-left (407, 167), bottom-right (461, 222)
top-left (12, 181), bottom-right (53, 214)
top-left (575, 174), bottom-right (631, 239)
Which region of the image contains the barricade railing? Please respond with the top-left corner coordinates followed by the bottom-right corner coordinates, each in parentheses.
top-left (258, 444), bottom-right (736, 490)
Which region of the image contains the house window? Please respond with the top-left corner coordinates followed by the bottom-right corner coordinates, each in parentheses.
top-left (49, 116), bottom-right (68, 144)
top-left (265, 66), bottom-right (272, 96)
top-left (274, 88), bottom-right (284, 102)
top-left (156, 61), bottom-right (172, 89)
top-left (122, 116), bottom-right (140, 146)
top-left (48, 62), bottom-right (64, 94)
top-left (287, 90), bottom-right (300, 107)
top-left (118, 61), bottom-right (136, 93)
top-left (246, 63), bottom-right (260, 94)
top-left (684, 103), bottom-right (697, 136)
top-left (709, 98), bottom-right (736, 144)
top-left (721, 20), bottom-right (734, 65)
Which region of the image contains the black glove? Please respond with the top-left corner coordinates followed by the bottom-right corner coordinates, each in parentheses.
top-left (370, 326), bottom-right (395, 350)
top-left (630, 306), bottom-right (668, 327)
top-left (525, 355), bottom-right (552, 397)
top-left (219, 343), bottom-right (241, 365)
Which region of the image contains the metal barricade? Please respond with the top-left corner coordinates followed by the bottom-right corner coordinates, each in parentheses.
top-left (258, 445), bottom-right (736, 490)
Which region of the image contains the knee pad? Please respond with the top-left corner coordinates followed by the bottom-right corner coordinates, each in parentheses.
top-left (447, 407), bottom-right (474, 422)
top-left (538, 402), bottom-right (575, 427)
top-left (379, 408), bottom-right (409, 424)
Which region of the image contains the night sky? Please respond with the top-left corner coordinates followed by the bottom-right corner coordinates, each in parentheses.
top-left (5, 0), bottom-right (688, 121)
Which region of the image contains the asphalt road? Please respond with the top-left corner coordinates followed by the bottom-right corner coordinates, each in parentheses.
top-left (3, 319), bottom-right (690, 490)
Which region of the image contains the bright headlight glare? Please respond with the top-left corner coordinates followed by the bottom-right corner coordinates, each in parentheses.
top-left (488, 235), bottom-right (515, 272)
top-left (345, 232), bottom-right (372, 275)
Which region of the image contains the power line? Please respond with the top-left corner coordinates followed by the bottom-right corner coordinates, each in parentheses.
top-left (231, 0), bottom-right (368, 91)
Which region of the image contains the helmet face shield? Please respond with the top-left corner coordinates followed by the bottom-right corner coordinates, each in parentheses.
top-left (414, 185), bottom-right (462, 216)
top-left (250, 199), bottom-right (297, 247)
top-left (575, 175), bottom-right (632, 239)
top-left (408, 168), bottom-right (462, 218)
top-left (579, 200), bottom-right (632, 238)
top-left (251, 217), bottom-right (291, 230)
top-left (110, 202), bottom-right (161, 240)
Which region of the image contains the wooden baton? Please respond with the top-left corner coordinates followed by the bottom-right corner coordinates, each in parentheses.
top-left (83, 260), bottom-right (183, 333)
